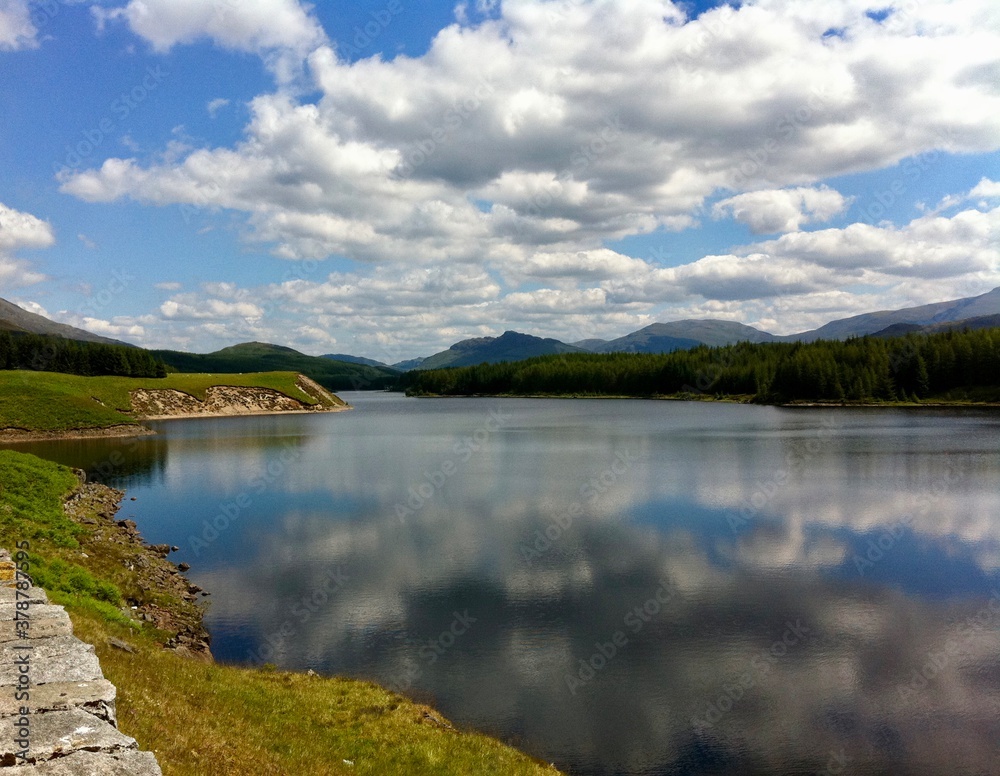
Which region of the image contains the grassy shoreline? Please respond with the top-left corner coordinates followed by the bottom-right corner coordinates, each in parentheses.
top-left (0, 370), bottom-right (346, 440)
top-left (0, 450), bottom-right (563, 775)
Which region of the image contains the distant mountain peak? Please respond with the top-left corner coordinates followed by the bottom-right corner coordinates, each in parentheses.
top-left (415, 330), bottom-right (587, 370)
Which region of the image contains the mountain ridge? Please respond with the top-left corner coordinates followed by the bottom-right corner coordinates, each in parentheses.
top-left (0, 297), bottom-right (129, 345)
top-left (415, 331), bottom-right (588, 370)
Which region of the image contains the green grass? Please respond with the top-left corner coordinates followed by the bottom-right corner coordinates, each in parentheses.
top-left (0, 451), bottom-right (124, 610)
top-left (0, 450), bottom-right (562, 775)
top-left (0, 370), bottom-right (341, 433)
top-left (73, 621), bottom-right (563, 776)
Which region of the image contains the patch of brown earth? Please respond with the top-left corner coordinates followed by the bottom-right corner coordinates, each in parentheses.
top-left (131, 381), bottom-right (348, 419)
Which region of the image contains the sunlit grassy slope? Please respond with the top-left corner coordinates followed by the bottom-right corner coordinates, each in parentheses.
top-left (0, 370), bottom-right (341, 432)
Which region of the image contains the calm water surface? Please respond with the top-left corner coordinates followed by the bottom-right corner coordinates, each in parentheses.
top-left (15, 393), bottom-right (1000, 775)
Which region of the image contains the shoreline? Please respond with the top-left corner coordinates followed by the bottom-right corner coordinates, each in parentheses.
top-left (0, 423), bottom-right (155, 444)
top-left (407, 392), bottom-right (1000, 408)
top-left (63, 480), bottom-right (561, 774)
top-left (0, 404), bottom-right (353, 443)
top-left (140, 404), bottom-right (352, 421)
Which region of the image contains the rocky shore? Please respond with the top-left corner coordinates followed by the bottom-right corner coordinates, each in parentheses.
top-left (62, 477), bottom-right (212, 661)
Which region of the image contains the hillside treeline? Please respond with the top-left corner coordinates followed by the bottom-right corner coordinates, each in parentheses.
top-left (402, 328), bottom-right (1000, 403)
top-left (0, 331), bottom-right (167, 378)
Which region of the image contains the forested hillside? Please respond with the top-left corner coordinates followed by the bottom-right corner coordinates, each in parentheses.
top-left (403, 328), bottom-right (1000, 404)
top-left (0, 331), bottom-right (166, 378)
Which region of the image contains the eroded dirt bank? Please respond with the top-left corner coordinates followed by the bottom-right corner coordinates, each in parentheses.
top-left (131, 375), bottom-right (348, 419)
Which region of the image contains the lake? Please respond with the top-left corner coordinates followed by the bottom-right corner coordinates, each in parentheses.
top-left (15, 393), bottom-right (1000, 775)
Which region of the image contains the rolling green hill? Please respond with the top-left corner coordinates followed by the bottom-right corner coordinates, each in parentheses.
top-left (0, 370), bottom-right (340, 434)
top-left (153, 342), bottom-right (399, 390)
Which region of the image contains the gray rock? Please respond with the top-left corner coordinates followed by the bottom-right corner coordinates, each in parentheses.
top-left (0, 587), bottom-right (48, 605)
top-left (0, 605), bottom-right (72, 643)
top-left (0, 603), bottom-right (67, 622)
top-left (0, 707), bottom-right (135, 764)
top-left (8, 749), bottom-right (162, 775)
top-left (0, 635), bottom-right (103, 686)
top-left (0, 678), bottom-right (117, 722)
top-left (0, 613), bottom-right (73, 643)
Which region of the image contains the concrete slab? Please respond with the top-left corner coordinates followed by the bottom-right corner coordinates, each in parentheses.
top-left (0, 610), bottom-right (73, 643)
top-left (0, 678), bottom-right (117, 721)
top-left (0, 635), bottom-right (103, 686)
top-left (6, 749), bottom-right (162, 775)
top-left (0, 707), bottom-right (135, 764)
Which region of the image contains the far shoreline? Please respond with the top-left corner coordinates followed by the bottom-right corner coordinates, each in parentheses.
top-left (405, 392), bottom-right (1000, 409)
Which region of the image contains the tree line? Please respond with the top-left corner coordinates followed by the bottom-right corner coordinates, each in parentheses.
top-left (0, 331), bottom-right (167, 378)
top-left (402, 328), bottom-right (1000, 403)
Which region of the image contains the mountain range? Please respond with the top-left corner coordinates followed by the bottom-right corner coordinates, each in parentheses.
top-left (3, 286), bottom-right (999, 376)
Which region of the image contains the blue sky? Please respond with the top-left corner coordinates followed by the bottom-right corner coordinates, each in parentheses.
top-left (1, 0), bottom-right (998, 362)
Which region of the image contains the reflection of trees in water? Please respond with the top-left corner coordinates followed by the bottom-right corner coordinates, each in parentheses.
top-left (14, 431), bottom-right (314, 491)
top-left (9, 436), bottom-right (169, 488)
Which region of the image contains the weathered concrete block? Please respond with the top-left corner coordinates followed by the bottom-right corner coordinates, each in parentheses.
top-left (0, 604), bottom-right (67, 623)
top-left (0, 635), bottom-right (103, 686)
top-left (0, 707), bottom-right (135, 764)
top-left (0, 587), bottom-right (48, 605)
top-left (5, 749), bottom-right (162, 775)
top-left (0, 678), bottom-right (117, 722)
top-left (0, 613), bottom-right (73, 644)
top-left (0, 604), bottom-right (72, 644)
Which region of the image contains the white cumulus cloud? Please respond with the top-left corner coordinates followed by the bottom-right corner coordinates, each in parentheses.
top-left (0, 202), bottom-right (54, 288)
top-left (713, 186), bottom-right (851, 234)
top-left (95, 0), bottom-right (325, 54)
